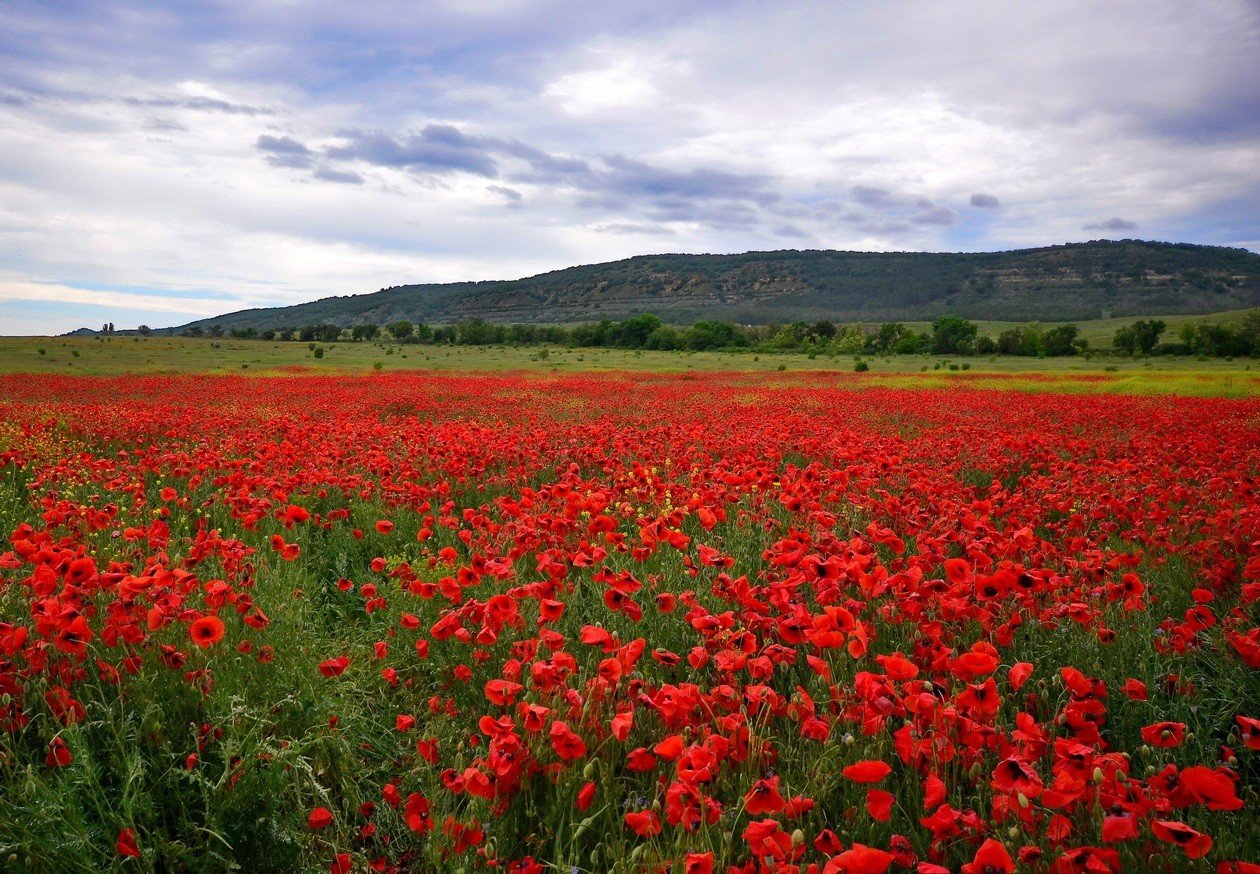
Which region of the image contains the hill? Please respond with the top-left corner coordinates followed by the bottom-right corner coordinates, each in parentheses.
top-left (168, 240), bottom-right (1260, 331)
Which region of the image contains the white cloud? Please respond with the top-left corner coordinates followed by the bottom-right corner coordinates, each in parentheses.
top-left (0, 279), bottom-right (234, 315)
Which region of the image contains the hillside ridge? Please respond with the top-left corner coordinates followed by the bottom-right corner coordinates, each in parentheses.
top-left (168, 240), bottom-right (1260, 331)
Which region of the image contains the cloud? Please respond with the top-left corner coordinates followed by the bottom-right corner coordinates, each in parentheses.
top-left (486, 184), bottom-right (522, 202)
top-left (257, 134), bottom-right (314, 169)
top-left (1083, 217), bottom-right (1139, 231)
top-left (326, 126), bottom-right (499, 176)
top-left (911, 205), bottom-right (960, 226)
top-left (592, 222), bottom-right (676, 236)
top-left (120, 95), bottom-right (270, 115)
top-left (0, 279), bottom-right (236, 316)
top-left (313, 166), bottom-right (364, 184)
top-left (0, 0), bottom-right (1256, 334)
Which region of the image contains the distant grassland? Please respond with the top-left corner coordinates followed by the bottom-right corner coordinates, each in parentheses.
top-left (3, 333), bottom-right (1257, 397)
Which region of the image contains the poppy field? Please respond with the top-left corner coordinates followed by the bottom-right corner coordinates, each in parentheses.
top-left (0, 370), bottom-right (1257, 873)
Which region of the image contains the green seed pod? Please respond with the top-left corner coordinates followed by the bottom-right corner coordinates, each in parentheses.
top-left (583, 758), bottom-right (599, 779)
top-left (1017, 792), bottom-right (1029, 808)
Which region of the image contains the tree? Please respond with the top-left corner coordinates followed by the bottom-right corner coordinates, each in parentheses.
top-left (1131, 319), bottom-right (1166, 354)
top-left (645, 325), bottom-right (680, 350)
top-left (832, 325), bottom-right (866, 355)
top-left (1115, 319), bottom-right (1165, 355)
top-left (208, 325), bottom-right (224, 338)
top-left (1042, 324), bottom-right (1080, 356)
top-left (873, 322), bottom-right (907, 353)
top-left (680, 321), bottom-right (747, 351)
top-left (1113, 325), bottom-right (1137, 355)
top-left (893, 331), bottom-right (930, 354)
top-left (456, 318), bottom-right (502, 345)
top-left (351, 324), bottom-right (380, 342)
top-left (388, 321), bottom-right (413, 340)
top-left (930, 316), bottom-right (978, 355)
top-left (137, 325), bottom-right (151, 336)
top-left (811, 320), bottom-right (837, 340)
top-left (611, 313), bottom-right (662, 348)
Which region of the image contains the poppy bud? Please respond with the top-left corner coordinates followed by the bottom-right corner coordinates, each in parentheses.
top-left (968, 762), bottom-right (982, 780)
top-left (1017, 792), bottom-right (1029, 808)
top-left (1092, 767), bottom-right (1103, 783)
top-left (583, 758), bottom-right (598, 779)
top-left (1008, 826), bottom-right (1020, 839)
top-left (791, 829), bottom-right (805, 846)
top-left (1145, 765), bottom-right (1156, 776)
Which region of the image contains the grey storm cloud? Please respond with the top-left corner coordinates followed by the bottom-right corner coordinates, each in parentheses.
top-left (970, 193), bottom-right (1001, 208)
top-left (911, 205), bottom-right (960, 226)
top-left (121, 95), bottom-right (270, 115)
top-left (1083, 217), bottom-right (1139, 231)
top-left (325, 126), bottom-right (499, 177)
top-left (847, 185), bottom-right (958, 227)
top-left (486, 185), bottom-right (523, 202)
top-left (313, 166), bottom-right (364, 184)
top-left (593, 222), bottom-right (677, 236)
top-left (313, 124), bottom-right (789, 231)
top-left (256, 134), bottom-right (314, 169)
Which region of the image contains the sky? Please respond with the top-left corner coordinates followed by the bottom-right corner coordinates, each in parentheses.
top-left (1, 1), bottom-right (1258, 334)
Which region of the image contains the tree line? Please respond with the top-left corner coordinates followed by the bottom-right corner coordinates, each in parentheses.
top-left (179, 311), bottom-right (1259, 358)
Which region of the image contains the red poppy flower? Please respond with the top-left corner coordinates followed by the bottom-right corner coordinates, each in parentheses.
top-left (865, 789), bottom-right (894, 822)
top-left (307, 807), bottom-right (334, 830)
top-left (46, 737), bottom-right (72, 768)
top-left (318, 656), bottom-right (349, 677)
top-left (1141, 721), bottom-right (1186, 748)
top-left (744, 776), bottom-right (787, 815)
top-left (189, 615), bottom-right (225, 648)
top-left (826, 842), bottom-right (893, 874)
top-left (1151, 819), bottom-right (1212, 859)
top-left (843, 760), bottom-right (891, 783)
top-left (548, 720), bottom-right (586, 761)
top-left (624, 810), bottom-right (661, 837)
top-left (961, 839), bottom-right (1013, 874)
top-left (116, 828), bottom-right (141, 858)
top-left (1236, 715), bottom-right (1260, 751)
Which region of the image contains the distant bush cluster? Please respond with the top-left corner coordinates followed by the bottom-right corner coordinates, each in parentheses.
top-left (1129, 316), bottom-right (1260, 358)
top-left (180, 310), bottom-right (1258, 358)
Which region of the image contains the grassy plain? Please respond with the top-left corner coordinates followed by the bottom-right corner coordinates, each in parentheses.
top-left (1, 334), bottom-right (1256, 397)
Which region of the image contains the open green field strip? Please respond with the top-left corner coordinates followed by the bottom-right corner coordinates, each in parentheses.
top-left (2, 334), bottom-right (1257, 396)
